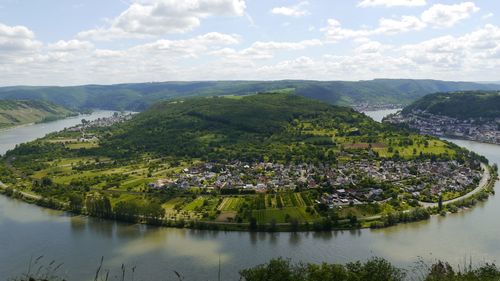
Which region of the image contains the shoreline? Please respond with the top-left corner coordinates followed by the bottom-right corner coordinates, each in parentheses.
top-left (0, 122), bottom-right (36, 132)
top-left (440, 134), bottom-right (500, 146)
top-left (0, 112), bottom-right (83, 133)
top-left (0, 163), bottom-right (497, 232)
top-left (419, 162), bottom-right (492, 208)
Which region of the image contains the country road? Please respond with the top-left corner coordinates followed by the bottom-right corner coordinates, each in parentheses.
top-left (419, 163), bottom-right (491, 208)
top-left (0, 180), bottom-right (42, 201)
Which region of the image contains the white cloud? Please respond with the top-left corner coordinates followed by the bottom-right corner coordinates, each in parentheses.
top-left (131, 32), bottom-right (240, 58)
top-left (401, 24), bottom-right (500, 71)
top-left (323, 16), bottom-right (425, 42)
top-left (377, 15), bottom-right (426, 34)
top-left (48, 40), bottom-right (94, 52)
top-left (0, 22), bottom-right (42, 53)
top-left (358, 0), bottom-right (427, 8)
top-left (421, 2), bottom-right (479, 28)
top-left (78, 0), bottom-right (246, 41)
top-left (4, 13), bottom-right (500, 86)
top-left (212, 39), bottom-right (322, 60)
top-left (324, 2), bottom-right (479, 42)
top-left (322, 19), bottom-right (369, 42)
top-left (402, 35), bottom-right (464, 68)
top-left (354, 40), bottom-right (392, 54)
top-left (482, 12), bottom-right (494, 20)
top-left (271, 1), bottom-right (310, 17)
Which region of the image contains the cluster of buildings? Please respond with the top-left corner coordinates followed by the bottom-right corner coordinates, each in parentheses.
top-left (68, 112), bottom-right (133, 132)
top-left (149, 160), bottom-right (481, 204)
top-left (353, 103), bottom-right (405, 112)
top-left (66, 112), bottom-right (133, 141)
top-left (321, 160), bottom-right (480, 206)
top-left (385, 110), bottom-right (500, 145)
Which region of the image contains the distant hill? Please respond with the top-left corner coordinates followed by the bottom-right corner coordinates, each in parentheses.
top-left (94, 92), bottom-right (462, 162)
top-left (402, 91), bottom-right (500, 119)
top-left (0, 100), bottom-right (75, 129)
top-left (1, 79), bottom-right (500, 111)
top-left (99, 93), bottom-right (373, 160)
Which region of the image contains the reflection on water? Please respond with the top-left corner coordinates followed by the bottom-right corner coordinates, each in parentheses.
top-left (111, 227), bottom-right (231, 268)
top-left (0, 110), bottom-right (499, 280)
top-left (0, 197), bottom-right (66, 224)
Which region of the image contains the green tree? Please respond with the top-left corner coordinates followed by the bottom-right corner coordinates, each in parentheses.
top-left (68, 194), bottom-right (84, 214)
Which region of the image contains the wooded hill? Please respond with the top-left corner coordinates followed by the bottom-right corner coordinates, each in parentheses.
top-left (90, 92), bottom-right (463, 164)
top-left (0, 100), bottom-right (75, 129)
top-left (1, 79), bottom-right (499, 111)
top-left (402, 91), bottom-right (500, 119)
top-left (100, 93), bottom-right (378, 161)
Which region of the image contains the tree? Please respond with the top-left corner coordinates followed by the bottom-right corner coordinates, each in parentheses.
top-left (240, 258), bottom-right (299, 281)
top-left (69, 194), bottom-right (84, 214)
top-left (143, 202), bottom-right (165, 224)
top-left (348, 214), bottom-right (358, 227)
top-left (249, 217), bottom-right (257, 231)
top-left (41, 176), bottom-right (53, 187)
top-left (114, 200), bottom-right (140, 222)
top-left (438, 194), bottom-right (443, 211)
top-left (290, 218), bottom-right (299, 232)
top-left (239, 257), bottom-right (405, 281)
top-left (268, 219), bottom-right (277, 232)
top-left (85, 195), bottom-right (112, 218)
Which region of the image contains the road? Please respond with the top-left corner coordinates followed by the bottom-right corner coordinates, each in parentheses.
top-left (418, 163), bottom-right (491, 208)
top-left (0, 180), bottom-right (42, 200)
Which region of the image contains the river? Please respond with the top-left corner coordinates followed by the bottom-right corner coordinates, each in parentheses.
top-left (0, 110), bottom-right (499, 280)
top-left (0, 111), bottom-right (116, 156)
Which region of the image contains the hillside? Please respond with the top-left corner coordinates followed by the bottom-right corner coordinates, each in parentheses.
top-left (386, 91), bottom-right (500, 144)
top-left (402, 91), bottom-right (500, 119)
top-left (100, 93), bottom-right (380, 161)
top-left (1, 79), bottom-right (499, 111)
top-left (0, 100), bottom-right (75, 129)
top-left (2, 93), bottom-right (490, 230)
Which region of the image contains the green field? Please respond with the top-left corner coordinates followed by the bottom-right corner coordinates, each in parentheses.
top-left (182, 197), bottom-right (206, 211)
top-left (252, 207), bottom-right (318, 223)
top-left (218, 197), bottom-right (245, 211)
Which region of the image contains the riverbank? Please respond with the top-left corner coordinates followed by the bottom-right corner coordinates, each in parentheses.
top-left (0, 110), bottom-right (117, 156)
top-left (419, 163), bottom-right (492, 208)
top-left (384, 110), bottom-right (500, 145)
top-left (1, 162), bottom-right (496, 232)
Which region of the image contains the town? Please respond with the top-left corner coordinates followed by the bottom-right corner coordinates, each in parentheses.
top-left (384, 110), bottom-right (500, 145)
top-left (149, 159), bottom-right (482, 205)
top-left (353, 102), bottom-right (405, 112)
top-left (67, 112), bottom-right (134, 134)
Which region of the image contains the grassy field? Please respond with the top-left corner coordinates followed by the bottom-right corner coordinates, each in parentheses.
top-left (218, 197), bottom-right (245, 211)
top-left (182, 197), bottom-right (206, 211)
top-left (252, 207), bottom-right (318, 223)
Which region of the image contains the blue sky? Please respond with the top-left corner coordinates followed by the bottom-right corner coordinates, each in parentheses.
top-left (0, 0), bottom-right (499, 85)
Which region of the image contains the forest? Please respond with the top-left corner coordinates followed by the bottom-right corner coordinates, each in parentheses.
top-left (402, 91), bottom-right (500, 119)
top-left (1, 79), bottom-right (499, 111)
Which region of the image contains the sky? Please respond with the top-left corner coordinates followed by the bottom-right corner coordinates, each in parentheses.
top-left (0, 0), bottom-right (499, 86)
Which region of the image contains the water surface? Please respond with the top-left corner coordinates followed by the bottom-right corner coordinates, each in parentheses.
top-left (0, 110), bottom-right (499, 280)
top-left (0, 110), bottom-right (116, 155)
top-left (363, 108), bottom-right (401, 122)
